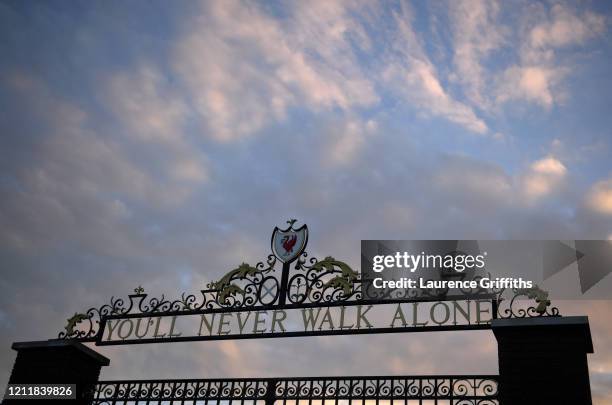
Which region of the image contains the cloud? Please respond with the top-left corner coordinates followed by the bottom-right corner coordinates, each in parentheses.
top-left (382, 4), bottom-right (488, 134)
top-left (106, 65), bottom-right (188, 144)
top-left (521, 156), bottom-right (567, 200)
top-left (151, 0), bottom-right (601, 143)
top-left (170, 159), bottom-right (209, 183)
top-left (586, 179), bottom-right (612, 216)
top-left (448, 0), bottom-right (505, 109)
top-left (433, 154), bottom-right (569, 210)
top-left (558, 301), bottom-right (612, 404)
top-left (1, 0), bottom-right (612, 398)
top-left (497, 66), bottom-right (563, 108)
top-left (172, 0), bottom-right (494, 141)
top-left (0, 71), bottom-right (210, 258)
top-left (529, 3), bottom-right (606, 48)
top-left (496, 3), bottom-right (606, 108)
top-left (173, 0), bottom-right (377, 142)
top-left (105, 64), bottom-right (210, 185)
top-left (433, 156), bottom-right (512, 207)
top-left (323, 118), bottom-right (377, 166)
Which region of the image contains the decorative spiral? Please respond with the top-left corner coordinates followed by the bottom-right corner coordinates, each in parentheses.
top-left (476, 378), bottom-right (498, 396)
top-left (421, 379), bottom-right (435, 396)
top-left (364, 380), bottom-right (377, 396)
top-left (453, 379), bottom-right (472, 396)
top-left (406, 379), bottom-right (420, 396)
top-left (392, 380), bottom-right (405, 396)
top-left (309, 381), bottom-right (322, 396)
top-left (496, 287), bottom-right (560, 319)
top-left (337, 380), bottom-right (351, 396)
top-left (90, 377), bottom-right (499, 404)
top-left (59, 242), bottom-right (559, 343)
top-left (437, 379), bottom-right (451, 396)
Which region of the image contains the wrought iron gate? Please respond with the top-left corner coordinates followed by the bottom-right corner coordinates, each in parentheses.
top-left (91, 375), bottom-right (499, 405)
top-left (45, 221), bottom-right (580, 405)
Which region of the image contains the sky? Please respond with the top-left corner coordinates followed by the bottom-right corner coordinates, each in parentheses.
top-left (1, 0), bottom-right (612, 402)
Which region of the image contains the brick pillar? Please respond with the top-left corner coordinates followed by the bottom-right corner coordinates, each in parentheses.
top-left (492, 316), bottom-right (593, 405)
top-left (4, 340), bottom-right (109, 405)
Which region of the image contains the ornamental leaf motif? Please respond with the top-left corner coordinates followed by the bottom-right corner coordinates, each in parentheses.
top-left (514, 285), bottom-right (551, 314)
top-left (210, 262), bottom-right (261, 304)
top-left (313, 256), bottom-right (359, 296)
top-left (65, 313), bottom-right (89, 335)
top-left (311, 256), bottom-right (358, 278)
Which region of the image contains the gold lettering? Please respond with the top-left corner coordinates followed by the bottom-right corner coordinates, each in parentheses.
top-left (271, 310), bottom-right (287, 332)
top-left (253, 311), bottom-right (267, 333)
top-left (390, 304), bottom-right (407, 327)
top-left (198, 314), bottom-right (216, 336)
top-left (357, 305), bottom-right (373, 328)
top-left (168, 316), bottom-right (182, 338)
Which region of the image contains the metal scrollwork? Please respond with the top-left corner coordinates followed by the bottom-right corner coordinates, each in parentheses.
top-left (206, 259), bottom-right (277, 307)
top-left (91, 376), bottom-right (499, 404)
top-left (496, 285), bottom-right (560, 319)
top-left (288, 254), bottom-right (360, 304)
top-left (59, 219), bottom-right (561, 341)
top-left (58, 254), bottom-right (278, 340)
top-left (58, 247), bottom-right (362, 340)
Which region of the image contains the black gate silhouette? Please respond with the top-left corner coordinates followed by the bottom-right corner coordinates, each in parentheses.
top-left (4, 221), bottom-right (594, 405)
top-left (91, 376), bottom-right (500, 405)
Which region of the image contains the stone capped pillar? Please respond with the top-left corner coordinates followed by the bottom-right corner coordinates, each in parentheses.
top-left (492, 316), bottom-right (593, 405)
top-left (4, 339), bottom-right (109, 405)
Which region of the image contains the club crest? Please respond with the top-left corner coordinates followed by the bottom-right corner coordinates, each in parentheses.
top-left (271, 219), bottom-right (308, 263)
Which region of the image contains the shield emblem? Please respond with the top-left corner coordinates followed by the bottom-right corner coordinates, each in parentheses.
top-left (271, 220), bottom-right (308, 263)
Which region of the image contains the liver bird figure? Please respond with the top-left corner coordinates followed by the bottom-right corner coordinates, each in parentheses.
top-left (282, 235), bottom-right (297, 253)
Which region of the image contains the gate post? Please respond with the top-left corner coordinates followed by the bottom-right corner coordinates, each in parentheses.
top-left (265, 378), bottom-right (278, 405)
top-left (4, 340), bottom-right (109, 405)
top-left (491, 316), bottom-right (593, 405)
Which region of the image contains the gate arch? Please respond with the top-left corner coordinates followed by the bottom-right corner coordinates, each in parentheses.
top-left (4, 220), bottom-right (593, 405)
